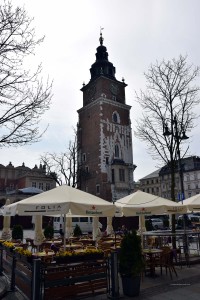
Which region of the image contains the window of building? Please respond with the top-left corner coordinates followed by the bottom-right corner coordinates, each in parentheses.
top-left (196, 184), bottom-right (199, 189)
top-left (119, 169), bottom-right (125, 182)
top-left (32, 182), bottom-right (36, 188)
top-left (147, 180), bottom-right (149, 185)
top-left (106, 157), bottom-right (109, 164)
top-left (112, 111), bottom-right (120, 123)
top-left (111, 169), bottom-right (115, 183)
top-left (85, 166), bottom-right (89, 173)
top-left (39, 182), bottom-right (43, 190)
top-left (46, 183), bottom-right (50, 190)
top-left (188, 185), bottom-right (190, 190)
top-left (151, 179), bottom-right (154, 184)
top-left (115, 144), bottom-right (120, 158)
top-left (112, 95), bottom-right (116, 101)
top-left (147, 188), bottom-right (149, 193)
top-left (82, 153), bottom-right (86, 162)
top-left (96, 184), bottom-right (100, 194)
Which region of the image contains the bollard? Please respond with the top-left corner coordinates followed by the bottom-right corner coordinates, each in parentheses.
top-left (0, 247), bottom-right (3, 276)
top-left (10, 254), bottom-right (16, 291)
top-left (108, 251), bottom-right (120, 299)
top-left (32, 259), bottom-right (41, 300)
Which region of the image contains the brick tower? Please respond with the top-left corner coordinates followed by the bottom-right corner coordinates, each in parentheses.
top-left (77, 33), bottom-right (135, 203)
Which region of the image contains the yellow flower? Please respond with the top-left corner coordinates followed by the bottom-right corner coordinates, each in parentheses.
top-left (2, 241), bottom-right (15, 248)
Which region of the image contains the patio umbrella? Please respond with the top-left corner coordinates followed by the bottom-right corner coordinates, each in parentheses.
top-left (115, 190), bottom-right (186, 216)
top-left (3, 185), bottom-right (115, 217)
top-left (1, 199), bottom-right (12, 240)
top-left (106, 216), bottom-right (114, 235)
top-left (183, 194), bottom-right (200, 212)
top-left (92, 217), bottom-right (101, 241)
top-left (65, 216), bottom-right (73, 239)
top-left (138, 215), bottom-right (146, 247)
top-left (115, 190), bottom-right (187, 248)
top-left (33, 215), bottom-right (45, 247)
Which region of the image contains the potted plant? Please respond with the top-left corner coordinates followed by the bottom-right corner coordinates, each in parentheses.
top-left (12, 224), bottom-right (23, 241)
top-left (119, 230), bottom-right (144, 297)
top-left (44, 224), bottom-right (54, 239)
top-left (73, 224), bottom-right (82, 237)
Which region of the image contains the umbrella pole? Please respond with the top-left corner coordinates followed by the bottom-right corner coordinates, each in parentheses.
top-left (63, 214), bottom-right (66, 251)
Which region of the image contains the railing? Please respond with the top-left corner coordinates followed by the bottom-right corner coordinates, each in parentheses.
top-left (142, 230), bottom-right (200, 266)
top-left (0, 246), bottom-right (119, 300)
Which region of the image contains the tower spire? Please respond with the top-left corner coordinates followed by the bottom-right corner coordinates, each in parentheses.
top-left (99, 27), bottom-right (104, 45)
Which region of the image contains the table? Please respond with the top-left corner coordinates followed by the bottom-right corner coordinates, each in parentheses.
top-left (43, 240), bottom-right (62, 245)
top-left (33, 251), bottom-right (55, 263)
top-left (61, 244), bottom-right (83, 250)
top-left (143, 248), bottom-right (163, 277)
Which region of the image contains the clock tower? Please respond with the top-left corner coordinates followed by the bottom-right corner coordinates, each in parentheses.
top-left (77, 33), bottom-right (135, 203)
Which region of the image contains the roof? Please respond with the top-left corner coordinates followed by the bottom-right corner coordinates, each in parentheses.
top-left (140, 169), bottom-right (161, 180)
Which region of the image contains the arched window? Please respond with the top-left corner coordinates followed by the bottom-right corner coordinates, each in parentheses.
top-left (115, 144), bottom-right (120, 158)
top-left (112, 111), bottom-right (120, 123)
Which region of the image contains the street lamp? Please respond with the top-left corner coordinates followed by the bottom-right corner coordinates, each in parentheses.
top-left (163, 115), bottom-right (189, 259)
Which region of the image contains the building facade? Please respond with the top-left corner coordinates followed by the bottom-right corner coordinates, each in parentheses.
top-left (77, 33), bottom-right (135, 203)
top-left (139, 156), bottom-right (200, 200)
top-left (0, 162), bottom-right (56, 204)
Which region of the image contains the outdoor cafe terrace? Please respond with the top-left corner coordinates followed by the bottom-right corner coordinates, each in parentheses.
top-left (1, 228), bottom-right (200, 300)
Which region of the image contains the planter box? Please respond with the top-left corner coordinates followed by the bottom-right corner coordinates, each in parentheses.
top-left (121, 275), bottom-right (141, 297)
top-left (55, 253), bottom-right (104, 264)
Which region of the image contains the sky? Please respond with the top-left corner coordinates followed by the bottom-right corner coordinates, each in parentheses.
top-left (1, 0), bottom-right (200, 181)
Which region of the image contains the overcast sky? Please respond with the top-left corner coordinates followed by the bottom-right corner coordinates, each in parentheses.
top-left (1, 0), bottom-right (200, 181)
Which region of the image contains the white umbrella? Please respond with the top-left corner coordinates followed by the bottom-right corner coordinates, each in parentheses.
top-left (65, 216), bottom-right (73, 239)
top-left (92, 217), bottom-right (101, 241)
top-left (183, 194), bottom-right (200, 212)
top-left (115, 190), bottom-right (186, 216)
top-left (106, 216), bottom-right (113, 235)
top-left (138, 215), bottom-right (146, 248)
top-left (1, 199), bottom-right (12, 240)
top-left (33, 215), bottom-right (45, 246)
top-left (116, 190), bottom-right (187, 248)
top-left (3, 185), bottom-right (115, 217)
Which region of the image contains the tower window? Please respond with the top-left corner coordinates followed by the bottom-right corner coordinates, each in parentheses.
top-left (119, 169), bottom-right (125, 182)
top-left (106, 157), bottom-right (109, 164)
top-left (115, 144), bottom-right (120, 158)
top-left (82, 153), bottom-right (86, 162)
top-left (96, 184), bottom-right (100, 194)
top-left (113, 113), bottom-right (118, 122)
top-left (112, 169), bottom-right (115, 183)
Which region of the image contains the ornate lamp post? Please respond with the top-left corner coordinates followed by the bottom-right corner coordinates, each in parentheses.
top-left (163, 115), bottom-right (189, 259)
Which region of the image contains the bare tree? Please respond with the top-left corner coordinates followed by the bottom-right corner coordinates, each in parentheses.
top-left (135, 55), bottom-right (200, 242)
top-left (40, 132), bottom-right (78, 187)
top-left (135, 55), bottom-right (200, 167)
top-left (0, 0), bottom-right (52, 147)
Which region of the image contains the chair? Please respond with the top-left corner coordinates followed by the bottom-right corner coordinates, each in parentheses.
top-left (159, 247), bottom-right (178, 279)
top-left (29, 239), bottom-right (37, 252)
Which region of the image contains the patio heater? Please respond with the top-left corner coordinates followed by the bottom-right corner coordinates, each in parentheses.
top-left (163, 115), bottom-right (189, 258)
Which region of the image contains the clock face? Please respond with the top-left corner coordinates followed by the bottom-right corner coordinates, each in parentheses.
top-left (110, 83), bottom-right (119, 96)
